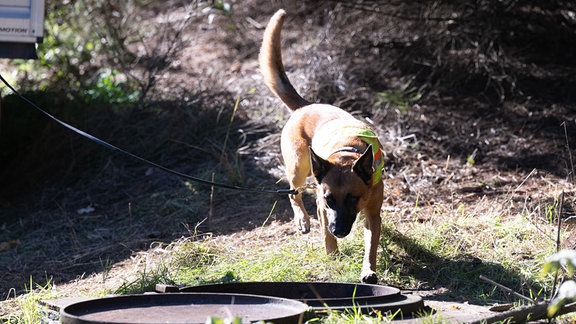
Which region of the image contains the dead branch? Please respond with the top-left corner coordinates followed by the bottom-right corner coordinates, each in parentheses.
top-left (472, 302), bottom-right (576, 324)
top-left (479, 275), bottom-right (536, 304)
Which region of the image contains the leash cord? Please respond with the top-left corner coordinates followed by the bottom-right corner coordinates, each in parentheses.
top-left (0, 73), bottom-right (297, 195)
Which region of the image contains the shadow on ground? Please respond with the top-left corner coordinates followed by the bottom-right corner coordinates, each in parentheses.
top-left (380, 226), bottom-right (542, 304)
top-left (0, 89), bottom-right (291, 298)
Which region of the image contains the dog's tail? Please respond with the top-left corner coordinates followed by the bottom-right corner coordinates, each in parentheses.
top-left (259, 9), bottom-right (310, 111)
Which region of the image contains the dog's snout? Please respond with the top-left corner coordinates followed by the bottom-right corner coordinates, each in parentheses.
top-left (328, 222), bottom-right (350, 238)
top-left (333, 231), bottom-right (347, 239)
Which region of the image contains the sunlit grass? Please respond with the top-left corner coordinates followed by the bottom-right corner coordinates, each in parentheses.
top-left (6, 186), bottom-right (566, 323)
top-left (1, 278), bottom-right (57, 324)
top-left (380, 194), bottom-right (560, 303)
top-left (168, 229), bottom-right (365, 285)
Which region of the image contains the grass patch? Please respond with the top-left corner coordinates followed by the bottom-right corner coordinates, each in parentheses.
top-left (112, 190), bottom-right (561, 306)
top-left (319, 307), bottom-right (397, 323)
top-left (3, 179), bottom-right (569, 322)
top-left (167, 231), bottom-right (365, 285)
top-left (379, 193), bottom-right (560, 303)
top-left (0, 278), bottom-right (58, 323)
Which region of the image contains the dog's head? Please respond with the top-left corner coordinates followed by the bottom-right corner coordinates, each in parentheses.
top-left (310, 145), bottom-right (375, 238)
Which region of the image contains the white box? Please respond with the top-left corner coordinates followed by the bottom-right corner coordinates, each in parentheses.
top-left (0, 0), bottom-right (44, 43)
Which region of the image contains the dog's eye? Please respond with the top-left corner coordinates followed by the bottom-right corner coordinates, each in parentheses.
top-left (346, 194), bottom-right (360, 205)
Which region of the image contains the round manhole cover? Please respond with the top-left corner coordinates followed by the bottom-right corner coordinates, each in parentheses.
top-left (60, 293), bottom-right (308, 324)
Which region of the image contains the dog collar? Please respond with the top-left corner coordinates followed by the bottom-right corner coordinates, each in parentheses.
top-left (329, 146), bottom-right (363, 157)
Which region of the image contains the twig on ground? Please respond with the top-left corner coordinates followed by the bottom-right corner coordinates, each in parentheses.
top-left (209, 172), bottom-right (215, 224)
top-left (478, 268), bottom-right (576, 323)
top-left (556, 191), bottom-right (566, 253)
top-left (479, 275), bottom-right (536, 304)
top-left (562, 122), bottom-right (575, 182)
top-left (513, 168), bottom-right (537, 193)
top-left (551, 191), bottom-right (565, 300)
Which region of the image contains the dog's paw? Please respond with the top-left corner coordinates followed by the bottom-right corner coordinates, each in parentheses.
top-left (360, 270), bottom-right (378, 284)
top-left (297, 218), bottom-right (310, 234)
top-left (299, 222), bottom-right (310, 234)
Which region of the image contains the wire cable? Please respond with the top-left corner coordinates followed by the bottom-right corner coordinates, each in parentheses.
top-left (0, 73), bottom-right (297, 195)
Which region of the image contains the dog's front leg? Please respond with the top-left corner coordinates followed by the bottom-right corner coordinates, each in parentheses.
top-left (289, 192), bottom-right (310, 234)
top-left (317, 200), bottom-right (338, 254)
top-left (361, 212), bottom-right (381, 284)
top-left (361, 184), bottom-right (383, 284)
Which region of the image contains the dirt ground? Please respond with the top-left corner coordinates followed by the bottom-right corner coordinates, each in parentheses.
top-left (1, 0), bottom-right (576, 321)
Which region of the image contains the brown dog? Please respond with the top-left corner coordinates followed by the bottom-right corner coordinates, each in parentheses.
top-left (259, 9), bottom-right (384, 284)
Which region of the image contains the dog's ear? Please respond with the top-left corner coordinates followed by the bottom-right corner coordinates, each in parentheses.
top-left (310, 147), bottom-right (331, 183)
top-left (353, 145), bottom-right (374, 185)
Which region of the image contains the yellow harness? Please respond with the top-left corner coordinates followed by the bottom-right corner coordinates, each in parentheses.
top-left (315, 125), bottom-right (384, 186)
top-left (356, 128), bottom-right (384, 185)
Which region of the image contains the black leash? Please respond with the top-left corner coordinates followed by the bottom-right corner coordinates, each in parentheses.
top-left (0, 73), bottom-right (297, 195)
